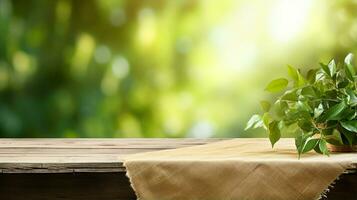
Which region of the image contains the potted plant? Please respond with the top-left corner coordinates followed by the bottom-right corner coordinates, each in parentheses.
top-left (246, 53), bottom-right (357, 157)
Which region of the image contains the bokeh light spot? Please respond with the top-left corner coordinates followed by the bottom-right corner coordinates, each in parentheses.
top-left (71, 33), bottom-right (96, 77)
top-left (112, 56), bottom-right (130, 78)
top-left (94, 45), bottom-right (112, 64)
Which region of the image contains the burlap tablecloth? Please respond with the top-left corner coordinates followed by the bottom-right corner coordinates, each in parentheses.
top-left (124, 138), bottom-right (357, 200)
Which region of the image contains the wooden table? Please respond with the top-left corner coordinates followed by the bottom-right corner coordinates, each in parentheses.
top-left (0, 139), bottom-right (356, 200)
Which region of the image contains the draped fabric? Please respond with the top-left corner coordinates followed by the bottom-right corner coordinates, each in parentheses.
top-left (124, 139), bottom-right (356, 200)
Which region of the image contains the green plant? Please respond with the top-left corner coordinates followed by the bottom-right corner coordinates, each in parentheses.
top-left (246, 53), bottom-right (357, 157)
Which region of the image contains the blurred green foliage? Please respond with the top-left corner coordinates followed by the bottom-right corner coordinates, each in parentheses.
top-left (0, 0), bottom-right (357, 138)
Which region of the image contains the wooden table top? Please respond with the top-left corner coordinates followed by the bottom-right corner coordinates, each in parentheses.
top-left (0, 138), bottom-right (355, 173)
top-left (0, 138), bottom-right (224, 173)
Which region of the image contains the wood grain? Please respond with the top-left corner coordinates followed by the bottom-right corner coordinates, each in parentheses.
top-left (0, 138), bottom-right (223, 173)
top-left (0, 138), bottom-right (356, 173)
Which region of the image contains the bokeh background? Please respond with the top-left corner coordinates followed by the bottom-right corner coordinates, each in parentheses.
top-left (0, 0), bottom-right (356, 138)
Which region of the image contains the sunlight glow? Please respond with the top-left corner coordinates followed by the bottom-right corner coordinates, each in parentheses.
top-left (137, 8), bottom-right (156, 47)
top-left (269, 0), bottom-right (312, 43)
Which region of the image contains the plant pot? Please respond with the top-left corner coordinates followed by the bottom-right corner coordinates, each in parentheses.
top-left (327, 143), bottom-right (357, 152)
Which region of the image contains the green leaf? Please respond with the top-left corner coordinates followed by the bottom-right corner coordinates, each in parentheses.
top-left (346, 89), bottom-right (357, 106)
top-left (281, 89), bottom-right (298, 101)
top-left (314, 142), bottom-right (323, 154)
top-left (328, 59), bottom-right (336, 77)
top-left (340, 121), bottom-right (357, 133)
top-left (297, 119), bottom-right (314, 132)
top-left (321, 101), bottom-right (347, 121)
top-left (268, 121), bottom-right (281, 147)
top-left (301, 86), bottom-right (316, 98)
top-left (287, 65), bottom-right (299, 82)
top-left (274, 100), bottom-right (288, 119)
top-left (337, 80), bottom-right (349, 88)
top-left (345, 53), bottom-right (354, 65)
top-left (345, 110), bottom-right (357, 121)
top-left (295, 134), bottom-right (304, 157)
top-left (262, 112), bottom-right (272, 129)
top-left (297, 101), bottom-right (312, 113)
top-left (302, 138), bottom-right (319, 153)
top-left (324, 90), bottom-right (338, 100)
top-left (265, 78), bottom-right (289, 93)
top-left (344, 53), bottom-right (356, 81)
top-left (336, 70), bottom-right (349, 88)
top-left (320, 63), bottom-right (331, 77)
top-left (314, 103), bottom-right (324, 118)
top-left (260, 101), bottom-right (271, 112)
top-left (306, 69), bottom-right (318, 83)
top-left (319, 139), bottom-right (330, 156)
top-left (284, 109), bottom-right (300, 125)
top-left (343, 108), bottom-right (357, 121)
top-left (345, 65), bottom-right (355, 81)
top-left (315, 71), bottom-right (325, 82)
top-left (295, 132), bottom-right (312, 158)
top-left (245, 115), bottom-right (263, 130)
top-left (297, 75), bottom-right (305, 87)
top-left (339, 127), bottom-right (355, 145)
top-left (287, 65), bottom-right (305, 87)
top-left (325, 129), bottom-right (344, 146)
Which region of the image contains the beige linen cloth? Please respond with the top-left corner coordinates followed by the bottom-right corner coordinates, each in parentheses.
top-left (123, 138), bottom-right (357, 200)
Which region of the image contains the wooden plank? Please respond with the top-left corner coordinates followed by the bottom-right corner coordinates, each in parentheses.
top-left (0, 138), bottom-right (223, 173)
top-left (0, 138), bottom-right (222, 148)
top-left (0, 162), bottom-right (124, 173)
top-left (0, 138), bottom-right (355, 173)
